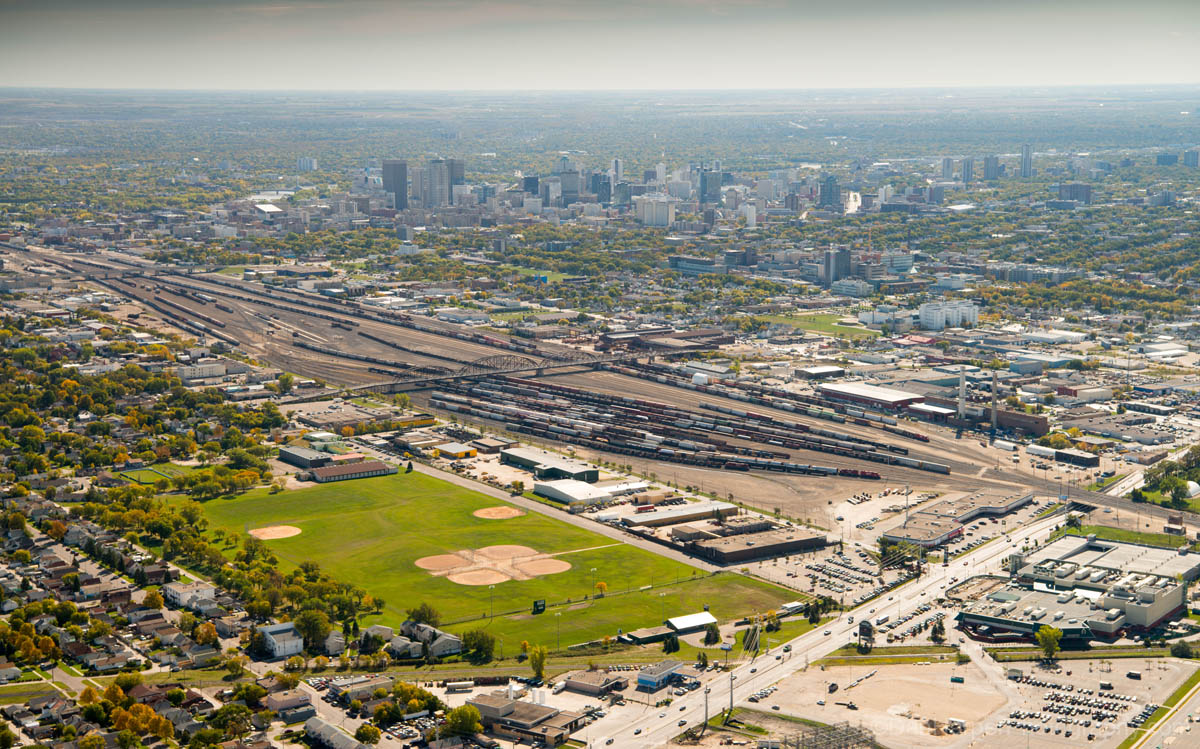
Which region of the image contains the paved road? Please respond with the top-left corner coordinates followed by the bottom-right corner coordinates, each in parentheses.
top-left (581, 512), bottom-right (1066, 748)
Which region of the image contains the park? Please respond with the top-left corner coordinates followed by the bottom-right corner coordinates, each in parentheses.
top-left (192, 472), bottom-right (795, 647)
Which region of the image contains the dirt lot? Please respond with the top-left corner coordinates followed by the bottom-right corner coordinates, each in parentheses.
top-left (767, 661), bottom-right (1007, 747)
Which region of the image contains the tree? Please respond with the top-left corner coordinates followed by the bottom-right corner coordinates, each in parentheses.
top-left (143, 589), bottom-right (164, 609)
top-left (663, 634), bottom-right (680, 654)
top-left (78, 733), bottom-right (106, 749)
top-left (1171, 640), bottom-right (1193, 659)
top-left (195, 621), bottom-right (218, 646)
top-left (405, 602), bottom-right (440, 627)
top-left (703, 622), bottom-right (721, 646)
top-left (594, 581), bottom-right (608, 597)
top-left (293, 609), bottom-right (332, 650)
top-left (444, 705), bottom-right (484, 736)
top-left (209, 704), bottom-right (253, 738)
top-left (528, 644), bottom-right (547, 680)
top-left (1036, 626), bottom-right (1063, 661)
top-left (462, 629), bottom-right (496, 664)
top-left (354, 724), bottom-right (380, 745)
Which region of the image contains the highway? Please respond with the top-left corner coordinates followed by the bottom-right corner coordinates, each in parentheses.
top-left (581, 511), bottom-right (1067, 747)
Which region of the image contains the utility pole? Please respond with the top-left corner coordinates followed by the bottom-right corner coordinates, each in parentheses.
top-left (728, 672), bottom-right (736, 720)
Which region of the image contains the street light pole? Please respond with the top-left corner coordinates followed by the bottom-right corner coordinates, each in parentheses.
top-left (555, 612), bottom-right (561, 651)
top-left (702, 687), bottom-right (711, 736)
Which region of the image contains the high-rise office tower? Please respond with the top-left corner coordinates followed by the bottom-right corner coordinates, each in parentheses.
top-left (818, 175), bottom-right (841, 208)
top-left (1020, 144), bottom-right (1033, 178)
top-left (593, 174), bottom-right (612, 204)
top-left (960, 157), bottom-right (974, 183)
top-left (983, 156), bottom-right (1001, 181)
top-left (296, 157), bottom-right (318, 172)
top-left (611, 158), bottom-right (623, 183)
top-left (522, 175), bottom-right (539, 194)
top-left (1184, 151), bottom-right (1199, 168)
top-left (823, 247), bottom-right (851, 288)
top-left (941, 157), bottom-right (954, 180)
top-left (699, 170), bottom-right (722, 204)
top-left (446, 158), bottom-right (465, 203)
top-left (382, 159), bottom-right (408, 210)
top-left (423, 159), bottom-right (451, 208)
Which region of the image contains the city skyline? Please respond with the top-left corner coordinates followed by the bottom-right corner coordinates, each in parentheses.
top-left (2, 0), bottom-right (1199, 91)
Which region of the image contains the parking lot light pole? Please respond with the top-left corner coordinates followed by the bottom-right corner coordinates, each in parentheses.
top-left (489, 584), bottom-right (495, 619)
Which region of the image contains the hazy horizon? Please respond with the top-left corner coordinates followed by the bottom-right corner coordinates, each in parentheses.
top-left (2, 0), bottom-right (1199, 91)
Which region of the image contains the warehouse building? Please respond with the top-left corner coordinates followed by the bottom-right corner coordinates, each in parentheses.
top-left (665, 612), bottom-right (717, 635)
top-left (691, 527), bottom-right (827, 563)
top-left (500, 447), bottom-right (598, 482)
top-left (278, 445), bottom-right (332, 469)
top-left (433, 442), bottom-right (476, 459)
top-left (533, 480), bottom-right (611, 510)
top-left (621, 501), bottom-right (738, 528)
top-left (817, 382), bottom-right (925, 410)
top-left (308, 460), bottom-right (397, 483)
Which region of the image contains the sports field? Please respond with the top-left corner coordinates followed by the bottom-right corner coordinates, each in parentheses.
top-left (194, 472), bottom-right (795, 647)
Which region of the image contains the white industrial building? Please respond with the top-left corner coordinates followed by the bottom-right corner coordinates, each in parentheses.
top-left (533, 479), bottom-right (611, 511)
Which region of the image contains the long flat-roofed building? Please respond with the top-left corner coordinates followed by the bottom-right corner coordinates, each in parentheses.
top-left (881, 491), bottom-right (1033, 548)
top-left (817, 381), bottom-right (925, 410)
top-left (500, 447), bottom-right (598, 482)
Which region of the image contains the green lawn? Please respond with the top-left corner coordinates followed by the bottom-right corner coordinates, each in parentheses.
top-left (192, 473), bottom-right (794, 647)
top-left (1052, 525), bottom-right (1190, 549)
top-left (121, 463), bottom-right (196, 485)
top-left (0, 683), bottom-right (58, 704)
top-left (757, 313), bottom-right (880, 340)
top-left (1087, 474), bottom-right (1126, 491)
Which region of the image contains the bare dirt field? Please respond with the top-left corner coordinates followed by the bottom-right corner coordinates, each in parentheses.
top-left (447, 569), bottom-right (511, 586)
top-left (414, 554), bottom-right (468, 572)
top-left (473, 506), bottom-right (525, 519)
top-left (769, 661), bottom-right (1007, 748)
top-left (478, 544), bottom-right (538, 560)
top-left (415, 545), bottom-right (573, 586)
top-left (248, 525), bottom-right (301, 540)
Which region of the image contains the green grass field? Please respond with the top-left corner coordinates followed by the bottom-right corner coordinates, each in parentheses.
top-left (1052, 524), bottom-right (1190, 549)
top-left (193, 473), bottom-right (795, 647)
top-left (757, 313), bottom-right (880, 340)
top-left (121, 463), bottom-right (196, 484)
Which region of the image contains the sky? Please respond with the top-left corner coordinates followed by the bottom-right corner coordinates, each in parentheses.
top-left (1, 0), bottom-right (1198, 91)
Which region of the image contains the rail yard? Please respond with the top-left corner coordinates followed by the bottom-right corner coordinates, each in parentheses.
top-left (15, 245), bottom-right (1168, 524)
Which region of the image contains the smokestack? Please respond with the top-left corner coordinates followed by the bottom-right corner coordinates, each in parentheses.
top-left (957, 367), bottom-right (966, 420)
top-left (991, 371), bottom-right (999, 432)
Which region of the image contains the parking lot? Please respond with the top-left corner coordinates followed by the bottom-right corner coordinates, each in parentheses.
top-left (976, 657), bottom-right (1198, 748)
top-left (752, 542), bottom-right (916, 606)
